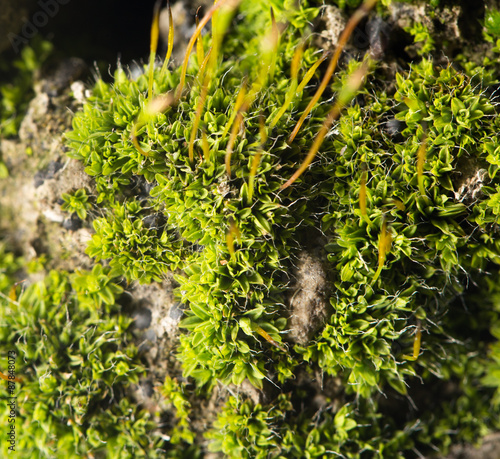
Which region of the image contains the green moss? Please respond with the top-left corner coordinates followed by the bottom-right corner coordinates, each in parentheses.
top-left (3, 0), bottom-right (500, 456)
top-left (299, 58), bottom-right (500, 397)
top-left (61, 188), bottom-right (92, 221)
top-left (0, 262), bottom-right (166, 457)
top-left (65, 0), bottom-right (326, 392)
top-left (160, 377), bottom-right (196, 446)
top-left (485, 8), bottom-right (500, 40)
top-left (0, 38), bottom-right (52, 138)
top-left (62, 0), bottom-right (500, 453)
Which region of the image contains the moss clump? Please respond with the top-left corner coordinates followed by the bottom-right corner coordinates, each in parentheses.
top-left (0, 255), bottom-right (164, 457)
top-left (65, 0), bottom-right (329, 391)
top-left (3, 0), bottom-right (500, 456)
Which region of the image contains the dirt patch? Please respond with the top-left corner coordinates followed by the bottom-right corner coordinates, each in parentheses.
top-left (287, 250), bottom-right (331, 345)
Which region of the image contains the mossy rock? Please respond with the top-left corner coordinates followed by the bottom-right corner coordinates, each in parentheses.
top-left (2, 0), bottom-right (500, 457)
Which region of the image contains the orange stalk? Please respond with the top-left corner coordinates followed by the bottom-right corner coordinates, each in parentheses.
top-left (226, 219), bottom-right (241, 261)
top-left (417, 136), bottom-right (427, 196)
top-left (189, 81), bottom-right (210, 163)
top-left (254, 325), bottom-right (287, 352)
top-left (160, 1), bottom-right (175, 77)
top-left (248, 115), bottom-right (267, 202)
top-left (413, 322), bottom-right (422, 360)
top-left (224, 78), bottom-right (256, 176)
top-left (254, 8), bottom-right (281, 93)
top-left (198, 47), bottom-right (213, 81)
top-left (267, 7), bottom-right (280, 83)
top-left (371, 219), bottom-right (392, 284)
top-left (148, 0), bottom-right (162, 100)
top-left (296, 51), bottom-right (328, 94)
top-left (359, 169), bottom-right (372, 226)
top-left (248, 152), bottom-right (262, 202)
top-left (0, 370), bottom-right (22, 384)
top-left (176, 0), bottom-right (240, 100)
top-left (8, 285), bottom-right (18, 302)
top-left (270, 41), bottom-right (304, 127)
top-left (188, 47), bottom-right (214, 163)
top-left (222, 78), bottom-right (248, 138)
top-left (195, 8), bottom-right (205, 67)
top-left (132, 127), bottom-right (149, 157)
top-left (223, 7), bottom-right (276, 166)
top-left (288, 0), bottom-right (377, 144)
top-left (225, 112), bottom-right (245, 176)
top-left (281, 60), bottom-right (369, 190)
top-left (392, 198), bottom-right (405, 211)
top-left (201, 130), bottom-right (210, 161)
